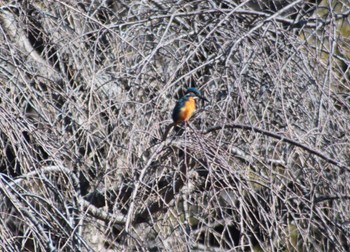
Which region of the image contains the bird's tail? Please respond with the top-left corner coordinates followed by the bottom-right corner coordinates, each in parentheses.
top-left (162, 122), bottom-right (185, 141)
top-left (173, 124), bottom-right (185, 136)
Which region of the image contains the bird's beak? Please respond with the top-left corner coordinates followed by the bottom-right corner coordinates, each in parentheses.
top-left (200, 96), bottom-right (209, 102)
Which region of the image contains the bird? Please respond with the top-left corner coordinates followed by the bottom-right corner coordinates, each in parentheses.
top-left (162, 87), bottom-right (208, 141)
top-left (172, 87), bottom-right (209, 125)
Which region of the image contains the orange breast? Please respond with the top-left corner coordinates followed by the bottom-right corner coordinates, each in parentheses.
top-left (179, 97), bottom-right (196, 122)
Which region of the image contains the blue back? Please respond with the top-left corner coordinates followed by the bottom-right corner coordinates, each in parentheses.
top-left (172, 95), bottom-right (190, 122)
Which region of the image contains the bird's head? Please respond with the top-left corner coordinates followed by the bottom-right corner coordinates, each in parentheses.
top-left (185, 87), bottom-right (209, 102)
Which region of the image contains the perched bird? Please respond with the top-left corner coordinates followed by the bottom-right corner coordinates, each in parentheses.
top-left (172, 87), bottom-right (209, 124)
top-left (162, 87), bottom-right (208, 141)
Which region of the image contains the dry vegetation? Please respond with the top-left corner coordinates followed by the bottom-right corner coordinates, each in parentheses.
top-left (0, 0), bottom-right (350, 251)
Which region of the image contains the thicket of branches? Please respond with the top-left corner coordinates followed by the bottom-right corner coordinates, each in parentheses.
top-left (0, 0), bottom-right (349, 251)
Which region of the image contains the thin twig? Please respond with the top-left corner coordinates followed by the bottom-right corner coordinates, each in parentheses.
top-left (204, 124), bottom-right (348, 171)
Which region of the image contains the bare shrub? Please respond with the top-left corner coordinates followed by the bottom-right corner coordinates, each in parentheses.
top-left (0, 0), bottom-right (349, 251)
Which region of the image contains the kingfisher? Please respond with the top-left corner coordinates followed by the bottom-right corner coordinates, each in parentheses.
top-left (172, 87), bottom-right (209, 125)
top-left (162, 87), bottom-right (208, 141)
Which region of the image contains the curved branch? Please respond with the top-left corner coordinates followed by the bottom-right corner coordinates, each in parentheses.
top-left (204, 124), bottom-right (348, 172)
